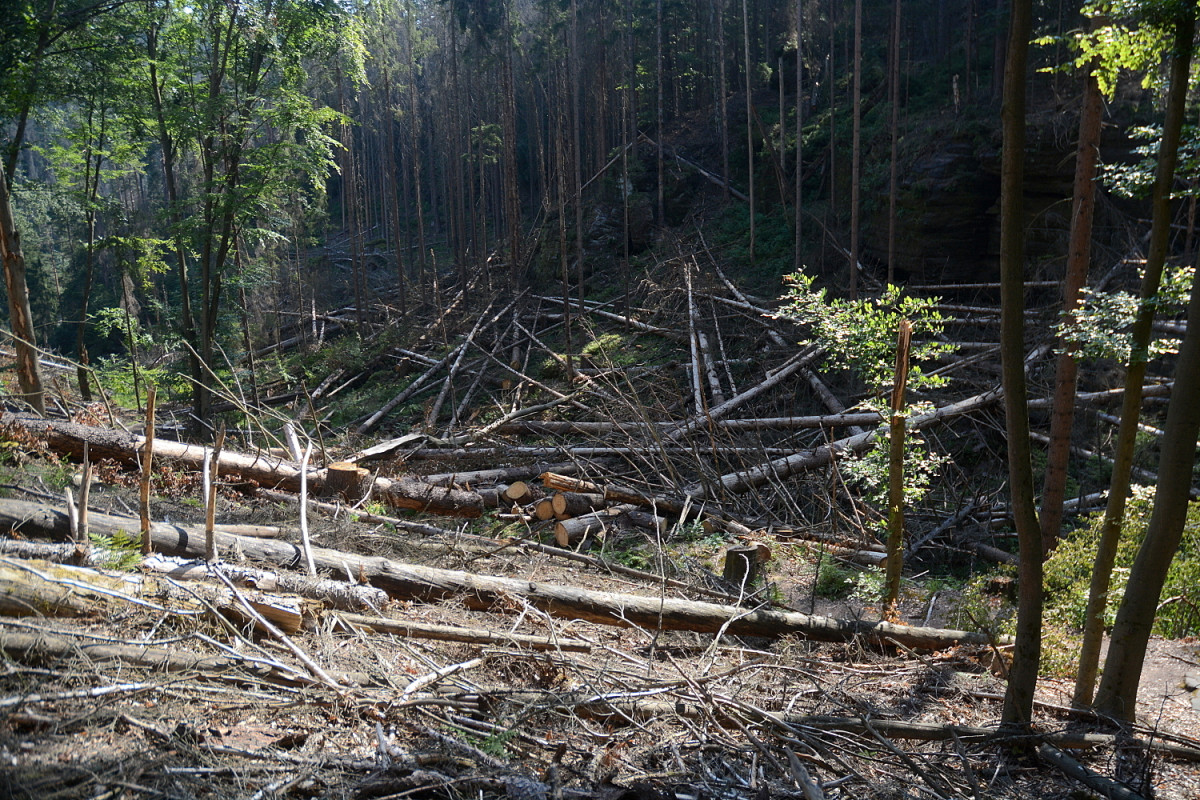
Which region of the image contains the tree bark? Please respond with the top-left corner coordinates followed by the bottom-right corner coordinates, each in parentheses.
top-left (998, 0), bottom-right (1041, 730)
top-left (849, 0), bottom-right (863, 298)
top-left (2, 413), bottom-right (483, 517)
top-left (1042, 25), bottom-right (1104, 561)
top-left (0, 159), bottom-right (45, 415)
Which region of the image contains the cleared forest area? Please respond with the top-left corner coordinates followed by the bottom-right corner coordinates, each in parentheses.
top-left (2, 242), bottom-right (1199, 798)
top-left (6, 0), bottom-right (1200, 798)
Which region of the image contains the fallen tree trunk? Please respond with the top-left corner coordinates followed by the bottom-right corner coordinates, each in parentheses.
top-left (0, 539), bottom-right (392, 611)
top-left (1, 412), bottom-right (483, 517)
top-left (541, 472), bottom-right (704, 521)
top-left (690, 385), bottom-right (1005, 497)
top-left (0, 556), bottom-right (320, 634)
top-left (0, 498), bottom-right (1000, 650)
top-left (492, 414), bottom-right (881, 436)
top-left (334, 612), bottom-right (592, 652)
top-left (0, 628), bottom-right (312, 686)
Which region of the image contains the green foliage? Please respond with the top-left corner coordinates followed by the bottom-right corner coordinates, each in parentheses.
top-left (840, 419), bottom-right (949, 509)
top-left (43, 463), bottom-right (75, 491)
top-left (709, 205), bottom-right (796, 292)
top-left (581, 333), bottom-right (639, 367)
top-left (775, 274), bottom-right (955, 397)
top-left (849, 567), bottom-right (888, 603)
top-left (1039, 622), bottom-right (1084, 679)
top-left (813, 559), bottom-right (856, 600)
top-left (1103, 125), bottom-right (1200, 201)
top-left (1058, 265), bottom-right (1193, 361)
top-left (89, 528), bottom-right (143, 571)
top-left (1070, 2), bottom-right (1183, 97)
top-left (676, 520), bottom-right (725, 548)
top-left (947, 572), bottom-right (1018, 638)
top-left (1043, 486), bottom-right (1200, 638)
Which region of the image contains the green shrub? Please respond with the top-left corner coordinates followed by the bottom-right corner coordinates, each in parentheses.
top-left (1043, 486), bottom-right (1200, 639)
top-left (813, 559), bottom-right (855, 599)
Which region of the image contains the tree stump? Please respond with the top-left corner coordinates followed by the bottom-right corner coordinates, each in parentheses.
top-left (722, 545), bottom-right (761, 592)
top-left (325, 462), bottom-right (371, 502)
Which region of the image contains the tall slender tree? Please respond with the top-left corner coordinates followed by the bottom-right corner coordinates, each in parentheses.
top-left (793, 0), bottom-right (803, 272)
top-left (1081, 2), bottom-right (1196, 711)
top-left (998, 0), bottom-right (1041, 730)
top-left (887, 0), bottom-right (902, 285)
top-left (742, 0), bottom-right (755, 262)
top-left (1095, 264), bottom-right (1200, 723)
top-left (849, 0), bottom-right (862, 299)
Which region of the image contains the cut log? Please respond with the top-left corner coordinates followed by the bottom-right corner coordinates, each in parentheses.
top-left (0, 556), bottom-right (317, 634)
top-left (621, 509), bottom-right (668, 535)
top-left (503, 481), bottom-right (541, 506)
top-left (376, 478), bottom-right (483, 518)
top-left (2, 412), bottom-right (484, 518)
top-left (325, 461), bottom-right (372, 501)
top-left (209, 524), bottom-right (286, 539)
top-left (533, 498), bottom-right (557, 521)
top-left (423, 462), bottom-right (588, 487)
top-left (554, 511), bottom-right (617, 548)
top-left (551, 491), bottom-right (606, 519)
top-left (0, 498), bottom-right (1000, 649)
top-left (477, 486), bottom-right (509, 509)
top-left (541, 472), bottom-right (700, 522)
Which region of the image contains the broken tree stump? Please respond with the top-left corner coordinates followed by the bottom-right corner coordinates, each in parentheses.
top-left (722, 545), bottom-right (762, 591)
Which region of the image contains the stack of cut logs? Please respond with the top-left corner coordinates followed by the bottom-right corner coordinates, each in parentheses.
top-left (498, 472), bottom-right (670, 548)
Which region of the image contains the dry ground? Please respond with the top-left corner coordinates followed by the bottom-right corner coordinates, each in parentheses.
top-left (2, 468), bottom-right (1200, 800)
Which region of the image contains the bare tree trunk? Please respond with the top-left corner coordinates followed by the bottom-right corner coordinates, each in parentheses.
top-left (717, 0), bottom-right (730, 202)
top-left (501, 2), bottom-right (522, 283)
top-left (383, 70), bottom-right (408, 318)
top-left (0, 160), bottom-right (44, 415)
top-left (1096, 264), bottom-right (1200, 723)
top-left (849, 0), bottom-right (862, 298)
top-left (571, 0), bottom-right (585, 306)
top-left (657, 0), bottom-right (666, 225)
top-left (793, 0), bottom-right (803, 272)
top-left (1044, 56), bottom-right (1103, 563)
top-left (887, 0), bottom-right (902, 285)
top-left (742, 0), bottom-right (755, 261)
top-left (998, 0), bottom-right (1041, 731)
top-left (884, 321), bottom-right (911, 612)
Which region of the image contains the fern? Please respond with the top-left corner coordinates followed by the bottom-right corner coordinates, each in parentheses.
top-left (89, 528), bottom-right (143, 570)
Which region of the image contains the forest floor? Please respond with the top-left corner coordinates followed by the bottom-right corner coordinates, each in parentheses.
top-left (1, 442), bottom-right (1199, 800)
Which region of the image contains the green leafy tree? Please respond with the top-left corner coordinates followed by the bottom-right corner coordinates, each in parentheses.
top-left (776, 273), bottom-right (953, 603)
top-left (776, 273), bottom-right (954, 396)
top-left (146, 0), bottom-right (351, 424)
